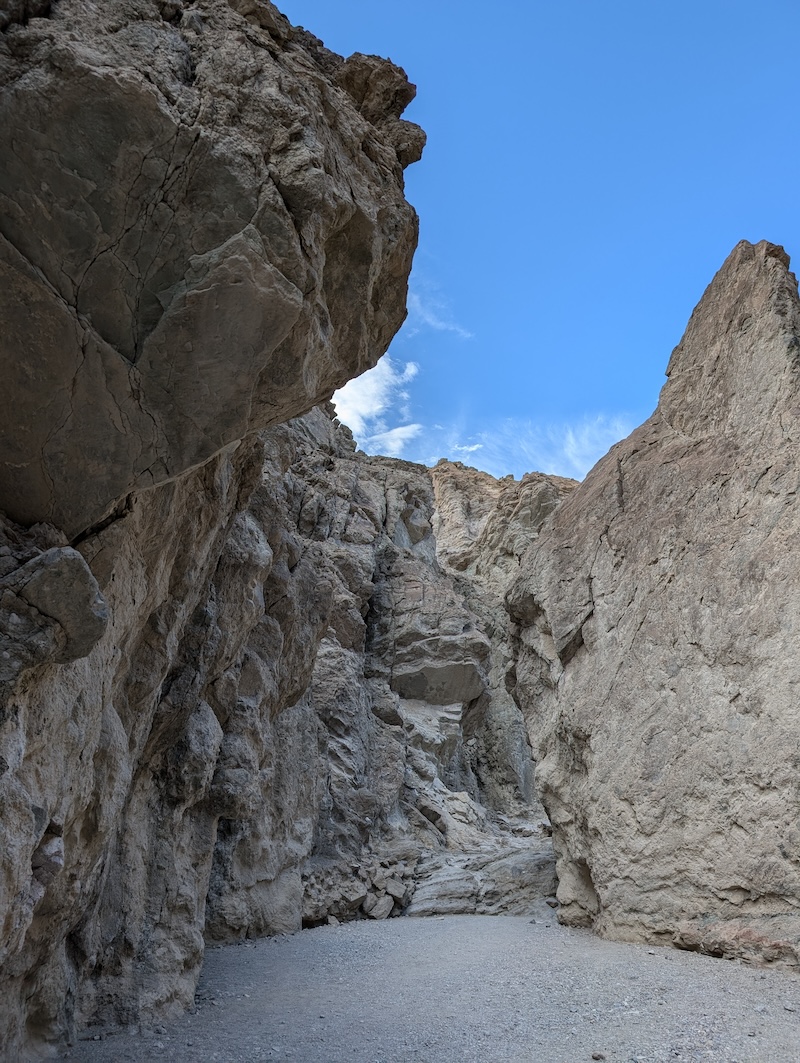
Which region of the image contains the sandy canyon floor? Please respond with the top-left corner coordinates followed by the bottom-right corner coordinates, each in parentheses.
top-left (65, 913), bottom-right (800, 1063)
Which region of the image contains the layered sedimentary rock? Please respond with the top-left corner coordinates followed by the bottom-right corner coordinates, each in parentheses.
top-left (508, 240), bottom-right (800, 967)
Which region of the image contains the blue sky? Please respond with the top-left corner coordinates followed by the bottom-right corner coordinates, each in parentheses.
top-left (278, 1), bottom-right (800, 480)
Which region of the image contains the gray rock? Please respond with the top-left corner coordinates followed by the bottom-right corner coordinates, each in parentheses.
top-left (0, 0), bottom-right (423, 1053)
top-left (0, 5), bottom-right (572, 1059)
top-left (16, 548), bottom-right (108, 663)
top-left (0, 0), bottom-right (421, 537)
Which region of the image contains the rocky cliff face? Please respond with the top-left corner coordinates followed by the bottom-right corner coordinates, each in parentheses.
top-left (0, 3), bottom-right (571, 1057)
top-left (0, 0), bottom-right (428, 1054)
top-left (5, 1), bottom-right (797, 1057)
top-left (202, 411), bottom-right (567, 940)
top-left (0, 396), bottom-right (566, 1057)
top-left (0, 0), bottom-right (422, 538)
top-left (508, 240), bottom-right (800, 968)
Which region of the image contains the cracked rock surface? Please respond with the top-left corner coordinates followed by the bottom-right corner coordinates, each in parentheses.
top-left (0, 400), bottom-right (568, 1059)
top-left (0, 0), bottom-right (422, 537)
top-left (0, 0), bottom-right (432, 1055)
top-left (508, 240), bottom-right (800, 967)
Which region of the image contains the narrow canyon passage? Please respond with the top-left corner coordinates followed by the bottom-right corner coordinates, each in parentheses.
top-left (4, 3), bottom-right (800, 1058)
top-left (67, 914), bottom-right (800, 1063)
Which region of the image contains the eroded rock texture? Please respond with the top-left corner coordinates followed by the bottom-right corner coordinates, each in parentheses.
top-left (0, 0), bottom-right (422, 537)
top-left (203, 414), bottom-right (567, 943)
top-left (0, 5), bottom-right (568, 1055)
top-left (0, 399), bottom-right (565, 1057)
top-left (0, 0), bottom-right (432, 1055)
top-left (508, 241), bottom-right (800, 967)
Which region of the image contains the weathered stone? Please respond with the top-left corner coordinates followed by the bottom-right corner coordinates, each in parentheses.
top-left (0, 534), bottom-right (108, 698)
top-left (0, 0), bottom-right (424, 1053)
top-left (0, 400), bottom-right (568, 1059)
top-left (432, 462), bottom-right (577, 813)
top-left (0, 0), bottom-right (421, 537)
top-left (0, 5), bottom-right (580, 1060)
top-left (508, 240), bottom-right (800, 967)
top-left (406, 838), bottom-right (556, 918)
top-left (16, 548), bottom-right (108, 663)
top-left (208, 412), bottom-right (565, 950)
top-left (366, 893), bottom-right (394, 921)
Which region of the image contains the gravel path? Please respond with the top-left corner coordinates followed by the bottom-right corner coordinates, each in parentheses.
top-left (66, 912), bottom-right (800, 1063)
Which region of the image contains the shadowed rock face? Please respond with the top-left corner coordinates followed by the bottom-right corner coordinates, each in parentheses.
top-left (0, 400), bottom-right (568, 1057)
top-left (204, 415), bottom-right (569, 946)
top-left (0, 2), bottom-right (569, 1055)
top-left (0, 0), bottom-right (422, 537)
top-left (6, 2), bottom-right (799, 1056)
top-left (0, 1), bottom-right (427, 1054)
top-left (508, 241), bottom-right (800, 967)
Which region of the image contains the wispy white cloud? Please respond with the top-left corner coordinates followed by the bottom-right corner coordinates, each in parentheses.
top-left (334, 355), bottom-right (634, 478)
top-left (333, 356), bottom-right (423, 458)
top-left (366, 423), bottom-right (424, 457)
top-left (399, 414), bottom-right (634, 481)
top-left (405, 288), bottom-right (473, 340)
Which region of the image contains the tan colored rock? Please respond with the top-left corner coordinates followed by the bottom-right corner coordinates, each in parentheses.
top-left (209, 411), bottom-right (559, 944)
top-left (405, 838), bottom-right (556, 918)
top-left (432, 462), bottom-right (577, 813)
top-left (0, 7), bottom-right (581, 1058)
top-left (508, 240), bottom-right (800, 967)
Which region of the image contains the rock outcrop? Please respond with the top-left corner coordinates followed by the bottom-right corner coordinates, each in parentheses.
top-left (508, 240), bottom-right (800, 967)
top-left (0, 4), bottom-right (571, 1056)
top-left (0, 0), bottom-right (422, 538)
top-left (201, 411), bottom-right (566, 940)
top-left (0, 396), bottom-right (566, 1057)
top-left (9, 2), bottom-right (798, 1057)
top-left (0, 0), bottom-right (431, 1055)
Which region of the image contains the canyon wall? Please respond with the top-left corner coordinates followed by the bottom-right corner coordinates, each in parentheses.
top-left (508, 240), bottom-right (800, 968)
top-left (0, 0), bottom-right (427, 1054)
top-left (0, 390), bottom-right (565, 1057)
top-left (0, 2), bottom-right (566, 1057)
top-left (4, 0), bottom-right (800, 1057)
top-left (0, 0), bottom-right (423, 538)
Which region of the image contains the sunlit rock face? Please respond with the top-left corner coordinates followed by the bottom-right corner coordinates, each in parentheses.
top-left (0, 0), bottom-right (422, 538)
top-left (508, 241), bottom-right (800, 967)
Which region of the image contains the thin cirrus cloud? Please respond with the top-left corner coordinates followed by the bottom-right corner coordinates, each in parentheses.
top-left (405, 288), bottom-right (473, 340)
top-left (332, 280), bottom-right (631, 478)
top-left (333, 354), bottom-right (634, 479)
top-left (431, 415), bottom-right (637, 481)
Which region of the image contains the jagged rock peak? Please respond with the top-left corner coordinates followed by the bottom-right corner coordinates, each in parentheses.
top-left (0, 0), bottom-right (424, 538)
top-left (660, 239), bottom-right (800, 438)
top-left (507, 240), bottom-right (800, 966)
